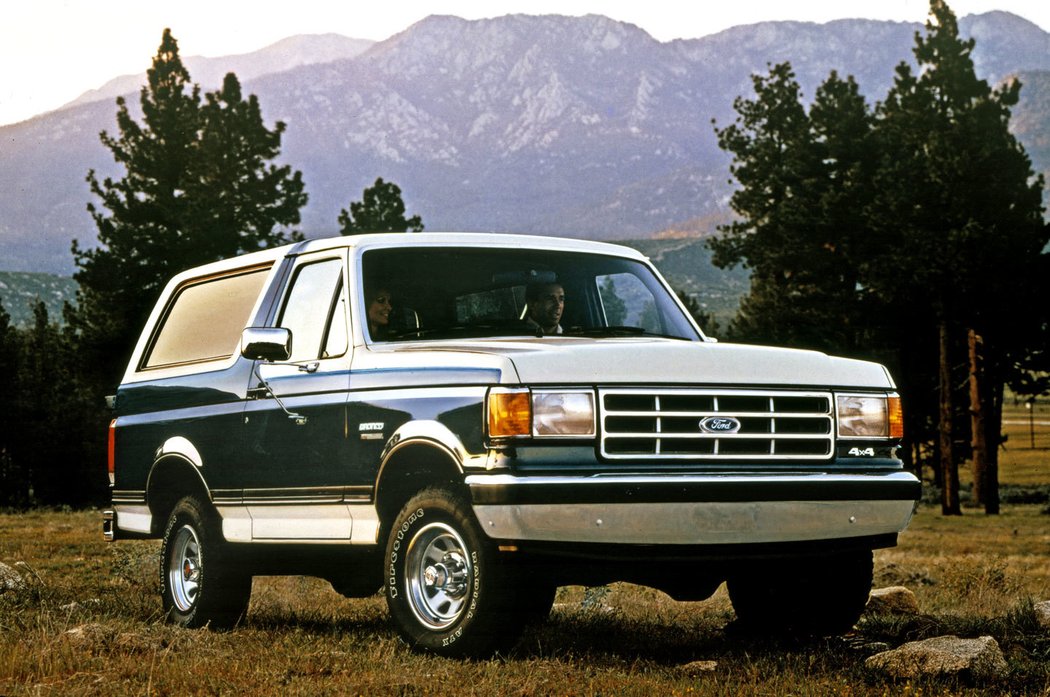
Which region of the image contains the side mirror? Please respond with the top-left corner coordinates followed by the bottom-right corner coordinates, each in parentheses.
top-left (241, 327), bottom-right (292, 362)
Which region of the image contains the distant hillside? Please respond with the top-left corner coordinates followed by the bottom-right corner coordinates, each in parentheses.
top-left (621, 237), bottom-right (748, 327)
top-left (0, 272), bottom-right (78, 328)
top-left (1, 11), bottom-right (1048, 275)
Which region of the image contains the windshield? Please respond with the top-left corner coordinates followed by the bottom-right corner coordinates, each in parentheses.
top-left (360, 246), bottom-right (701, 343)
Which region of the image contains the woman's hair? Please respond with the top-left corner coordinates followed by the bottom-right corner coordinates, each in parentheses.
top-left (365, 286), bottom-right (391, 303)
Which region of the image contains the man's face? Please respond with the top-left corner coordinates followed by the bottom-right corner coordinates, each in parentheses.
top-left (529, 284), bottom-right (564, 332)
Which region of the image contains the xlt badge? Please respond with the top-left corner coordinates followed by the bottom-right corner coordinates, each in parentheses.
top-left (359, 422), bottom-right (385, 441)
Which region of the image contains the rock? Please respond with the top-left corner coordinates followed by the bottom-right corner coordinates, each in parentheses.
top-left (115, 631), bottom-right (169, 653)
top-left (63, 623), bottom-right (111, 646)
top-left (865, 586), bottom-right (921, 615)
top-left (679, 660), bottom-right (718, 676)
top-left (865, 635), bottom-right (1008, 682)
top-left (1035, 600), bottom-right (1050, 630)
top-left (0, 562), bottom-right (25, 593)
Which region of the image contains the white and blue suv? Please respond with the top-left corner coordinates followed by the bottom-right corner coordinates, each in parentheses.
top-left (104, 232), bottom-right (919, 655)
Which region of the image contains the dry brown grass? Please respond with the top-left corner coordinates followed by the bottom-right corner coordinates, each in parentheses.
top-left (1, 504), bottom-right (1048, 696)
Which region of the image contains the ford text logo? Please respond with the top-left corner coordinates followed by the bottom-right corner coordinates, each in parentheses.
top-left (699, 417), bottom-right (742, 434)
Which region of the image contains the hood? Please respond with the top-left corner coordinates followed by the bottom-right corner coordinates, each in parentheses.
top-left (382, 337), bottom-right (894, 390)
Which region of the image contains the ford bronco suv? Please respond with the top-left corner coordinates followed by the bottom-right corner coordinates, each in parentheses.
top-left (104, 232), bottom-right (919, 656)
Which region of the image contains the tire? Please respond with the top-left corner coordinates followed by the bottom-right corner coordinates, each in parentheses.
top-left (727, 550), bottom-right (873, 637)
top-left (385, 487), bottom-right (524, 657)
top-left (160, 496), bottom-right (251, 629)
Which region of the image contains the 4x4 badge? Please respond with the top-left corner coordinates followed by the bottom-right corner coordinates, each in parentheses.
top-left (699, 416), bottom-right (742, 434)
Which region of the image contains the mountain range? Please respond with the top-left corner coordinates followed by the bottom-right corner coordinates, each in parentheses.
top-left (1, 11), bottom-right (1049, 275)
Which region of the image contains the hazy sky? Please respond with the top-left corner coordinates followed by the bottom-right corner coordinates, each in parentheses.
top-left (2, 0), bottom-right (1048, 126)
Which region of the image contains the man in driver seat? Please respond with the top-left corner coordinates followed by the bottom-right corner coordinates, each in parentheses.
top-left (525, 281), bottom-right (565, 335)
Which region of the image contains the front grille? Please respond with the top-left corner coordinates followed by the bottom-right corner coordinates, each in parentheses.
top-left (600, 389), bottom-right (834, 460)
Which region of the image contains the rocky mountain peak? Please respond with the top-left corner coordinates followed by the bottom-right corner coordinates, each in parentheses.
top-left (1, 12), bottom-right (1048, 275)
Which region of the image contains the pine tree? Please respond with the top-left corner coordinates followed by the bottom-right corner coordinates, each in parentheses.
top-left (710, 65), bottom-right (875, 354)
top-left (710, 1), bottom-right (1048, 514)
top-left (73, 29), bottom-right (307, 386)
top-left (866, 0), bottom-right (1048, 514)
top-left (338, 177), bottom-right (423, 234)
top-left (0, 299), bottom-right (27, 506)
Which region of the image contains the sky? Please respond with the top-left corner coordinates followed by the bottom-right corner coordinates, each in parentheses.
top-left (2, 0), bottom-right (1048, 127)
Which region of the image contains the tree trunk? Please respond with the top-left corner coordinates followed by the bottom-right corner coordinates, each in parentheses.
top-left (939, 322), bottom-right (961, 515)
top-left (984, 373), bottom-right (1002, 515)
top-left (968, 329), bottom-right (986, 506)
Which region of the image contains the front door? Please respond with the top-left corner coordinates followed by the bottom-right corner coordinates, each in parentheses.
top-left (241, 251), bottom-right (354, 539)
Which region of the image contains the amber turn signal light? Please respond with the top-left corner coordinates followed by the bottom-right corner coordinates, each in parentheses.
top-left (888, 396), bottom-right (904, 439)
top-left (488, 388), bottom-right (531, 438)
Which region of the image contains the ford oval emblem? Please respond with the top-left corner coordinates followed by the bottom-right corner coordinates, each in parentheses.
top-left (699, 416), bottom-right (742, 434)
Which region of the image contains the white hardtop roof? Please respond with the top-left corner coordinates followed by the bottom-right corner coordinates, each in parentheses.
top-left (164, 232), bottom-right (648, 287)
top-left (291, 232), bottom-right (647, 260)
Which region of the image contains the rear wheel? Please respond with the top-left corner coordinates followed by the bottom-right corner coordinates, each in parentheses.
top-left (160, 496), bottom-right (251, 629)
top-left (727, 550), bottom-right (873, 636)
top-left (385, 487), bottom-right (525, 657)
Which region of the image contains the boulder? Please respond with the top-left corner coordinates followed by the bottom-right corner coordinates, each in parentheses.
top-left (63, 623), bottom-right (111, 646)
top-left (679, 660), bottom-right (718, 676)
top-left (0, 561), bottom-right (25, 593)
top-left (865, 586), bottom-right (920, 615)
top-left (865, 635), bottom-right (1007, 681)
top-left (1035, 600), bottom-right (1050, 630)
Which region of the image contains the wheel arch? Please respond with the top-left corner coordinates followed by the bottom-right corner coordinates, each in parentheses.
top-left (146, 453), bottom-right (211, 537)
top-left (375, 428), bottom-right (467, 529)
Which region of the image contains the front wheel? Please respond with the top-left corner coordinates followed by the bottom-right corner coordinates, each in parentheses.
top-left (385, 487), bottom-right (524, 657)
top-left (160, 496), bottom-right (251, 629)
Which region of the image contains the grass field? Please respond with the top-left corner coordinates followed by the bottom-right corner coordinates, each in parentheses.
top-left (1, 409), bottom-right (1047, 694)
top-left (1, 498), bottom-right (1048, 696)
top-left (998, 400), bottom-right (1050, 485)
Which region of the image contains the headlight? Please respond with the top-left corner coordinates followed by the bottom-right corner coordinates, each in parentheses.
top-left (836, 394), bottom-right (903, 439)
top-left (533, 391), bottom-right (595, 436)
top-left (487, 388), bottom-right (595, 438)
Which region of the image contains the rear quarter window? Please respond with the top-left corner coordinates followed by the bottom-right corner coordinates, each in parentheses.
top-left (142, 266), bottom-right (270, 369)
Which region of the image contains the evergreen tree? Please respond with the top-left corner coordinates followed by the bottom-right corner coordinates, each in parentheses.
top-left (193, 73), bottom-right (308, 260)
top-left (338, 177), bottom-right (423, 234)
top-left (73, 29), bottom-right (307, 387)
top-left (676, 290), bottom-right (721, 337)
top-left (710, 65), bottom-right (875, 355)
top-left (600, 277), bottom-right (627, 326)
top-left (0, 299), bottom-right (27, 506)
top-left (4, 302), bottom-right (105, 506)
top-left (710, 1), bottom-right (1048, 514)
top-left (866, 0), bottom-right (1048, 513)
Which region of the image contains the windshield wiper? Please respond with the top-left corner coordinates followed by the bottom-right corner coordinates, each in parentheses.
top-left (564, 326), bottom-right (693, 341)
top-left (566, 326), bottom-right (644, 337)
top-left (390, 321), bottom-right (529, 341)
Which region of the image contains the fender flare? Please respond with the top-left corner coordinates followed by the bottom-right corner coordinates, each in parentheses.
top-left (374, 420), bottom-right (479, 523)
top-left (145, 437), bottom-right (212, 535)
top-left (379, 419), bottom-right (471, 474)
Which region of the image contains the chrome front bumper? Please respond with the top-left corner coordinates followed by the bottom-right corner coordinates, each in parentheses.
top-left (467, 471), bottom-right (920, 546)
